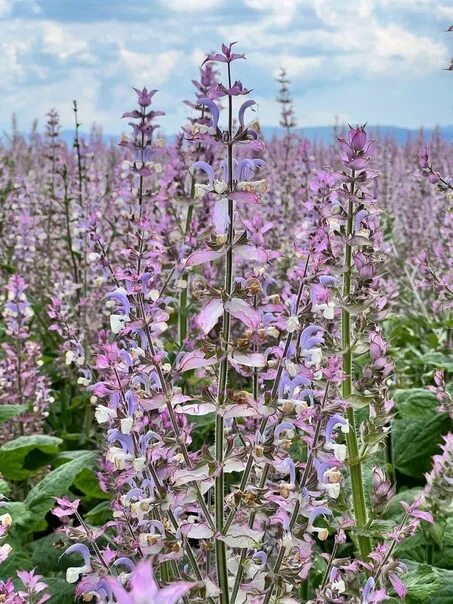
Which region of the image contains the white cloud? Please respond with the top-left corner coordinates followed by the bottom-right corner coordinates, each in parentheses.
top-left (257, 54), bottom-right (324, 78)
top-left (370, 24), bottom-right (447, 74)
top-left (164, 0), bottom-right (224, 11)
top-left (41, 22), bottom-right (89, 60)
top-left (119, 49), bottom-right (181, 87)
top-left (245, 0), bottom-right (298, 17)
top-left (0, 0), bottom-right (12, 18)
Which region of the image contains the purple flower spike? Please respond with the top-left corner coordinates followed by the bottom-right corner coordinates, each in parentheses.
top-left (238, 100), bottom-right (257, 129)
top-left (63, 544), bottom-right (91, 567)
top-left (307, 506), bottom-right (332, 529)
top-left (105, 288), bottom-right (131, 316)
top-left (132, 87), bottom-right (157, 107)
top-left (362, 577), bottom-right (375, 603)
top-left (326, 414), bottom-right (349, 443)
top-left (197, 97), bottom-right (220, 130)
top-left (113, 557), bottom-right (136, 572)
top-left (190, 160), bottom-right (216, 185)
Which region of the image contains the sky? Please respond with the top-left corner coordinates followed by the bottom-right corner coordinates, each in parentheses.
top-left (0, 0), bottom-right (452, 136)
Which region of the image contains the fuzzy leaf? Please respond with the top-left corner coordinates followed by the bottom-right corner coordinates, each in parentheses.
top-left (0, 435), bottom-right (62, 480)
top-left (25, 451), bottom-right (95, 528)
top-left (0, 405), bottom-right (28, 424)
top-left (392, 390), bottom-right (449, 478)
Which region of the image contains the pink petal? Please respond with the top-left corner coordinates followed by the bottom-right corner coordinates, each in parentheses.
top-left (176, 351), bottom-right (218, 372)
top-left (213, 199), bottom-right (230, 235)
top-left (411, 510), bottom-right (433, 523)
top-left (235, 244), bottom-right (268, 263)
top-left (230, 351), bottom-right (266, 367)
top-left (185, 248), bottom-right (225, 267)
top-left (197, 298), bottom-right (224, 334)
top-left (229, 191), bottom-right (261, 203)
top-left (130, 562), bottom-right (159, 600)
top-left (156, 582), bottom-right (194, 604)
top-left (389, 573), bottom-right (407, 599)
top-left (225, 297), bottom-right (261, 329)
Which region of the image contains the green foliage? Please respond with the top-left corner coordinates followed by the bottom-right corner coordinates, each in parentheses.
top-left (0, 404), bottom-right (28, 423)
top-left (0, 435), bottom-right (62, 480)
top-left (392, 389), bottom-right (450, 478)
top-left (44, 578), bottom-right (75, 604)
top-left (385, 313), bottom-right (451, 388)
top-left (25, 451), bottom-right (96, 530)
top-left (74, 467), bottom-right (111, 500)
top-left (403, 562), bottom-right (453, 604)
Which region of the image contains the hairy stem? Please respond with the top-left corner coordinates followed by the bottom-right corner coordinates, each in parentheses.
top-left (214, 63), bottom-right (235, 604)
top-left (342, 187), bottom-right (372, 558)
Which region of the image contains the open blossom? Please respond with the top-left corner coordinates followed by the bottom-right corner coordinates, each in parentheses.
top-left (104, 562), bottom-right (194, 604)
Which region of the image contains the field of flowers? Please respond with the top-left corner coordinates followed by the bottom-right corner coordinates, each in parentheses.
top-left (0, 42), bottom-right (451, 603)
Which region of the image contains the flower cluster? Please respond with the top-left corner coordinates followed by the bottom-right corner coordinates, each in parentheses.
top-left (0, 39), bottom-right (449, 604)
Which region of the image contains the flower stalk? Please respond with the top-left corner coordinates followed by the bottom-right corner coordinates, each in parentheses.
top-left (342, 184), bottom-right (372, 558)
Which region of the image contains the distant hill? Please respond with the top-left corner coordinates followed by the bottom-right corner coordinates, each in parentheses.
top-left (56, 125), bottom-right (453, 147)
top-left (261, 125), bottom-right (453, 144)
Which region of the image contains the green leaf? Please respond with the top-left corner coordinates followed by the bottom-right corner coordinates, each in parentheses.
top-left (421, 352), bottom-right (453, 373)
top-left (394, 388), bottom-right (439, 419)
top-left (25, 451), bottom-right (95, 528)
top-left (0, 435), bottom-right (62, 480)
top-left (31, 534), bottom-right (69, 574)
top-left (403, 563), bottom-right (453, 604)
top-left (45, 577), bottom-right (75, 604)
top-left (74, 467), bottom-right (111, 500)
top-left (392, 389), bottom-right (450, 478)
top-left (0, 405), bottom-right (28, 423)
top-left (404, 563), bottom-right (443, 603)
top-left (0, 549), bottom-right (33, 579)
top-left (0, 477), bottom-right (10, 497)
top-left (84, 500), bottom-right (112, 525)
top-left (0, 501), bottom-right (31, 527)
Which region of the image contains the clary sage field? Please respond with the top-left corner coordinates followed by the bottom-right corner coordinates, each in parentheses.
top-left (0, 43), bottom-right (451, 604)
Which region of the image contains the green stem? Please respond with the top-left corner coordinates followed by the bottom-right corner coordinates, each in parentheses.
top-left (178, 180), bottom-right (194, 345)
top-left (342, 191), bottom-right (372, 559)
top-left (213, 63), bottom-right (235, 604)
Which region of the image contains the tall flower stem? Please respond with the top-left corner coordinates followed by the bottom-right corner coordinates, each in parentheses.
top-left (73, 100), bottom-right (87, 298)
top-left (178, 178), bottom-right (194, 346)
top-left (214, 63), bottom-right (235, 604)
top-left (342, 186), bottom-right (372, 558)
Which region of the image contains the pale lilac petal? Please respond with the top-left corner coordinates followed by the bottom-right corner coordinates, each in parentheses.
top-left (63, 544), bottom-right (91, 567)
top-left (176, 351), bottom-right (218, 372)
top-left (307, 506), bottom-right (332, 528)
top-left (229, 191), bottom-right (260, 203)
top-left (130, 562), bottom-right (159, 600)
top-left (105, 580), bottom-right (133, 604)
top-left (238, 100), bottom-right (257, 129)
top-left (197, 298), bottom-right (224, 334)
top-left (213, 199), bottom-right (230, 235)
top-left (235, 245), bottom-right (268, 263)
top-left (190, 160), bottom-right (215, 185)
top-left (388, 573), bottom-right (407, 599)
top-left (410, 509), bottom-right (433, 523)
top-left (197, 97), bottom-right (220, 129)
top-left (155, 582), bottom-right (194, 604)
top-left (185, 248), bottom-right (225, 267)
top-left (225, 297), bottom-right (260, 329)
top-left (230, 351), bottom-right (266, 367)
